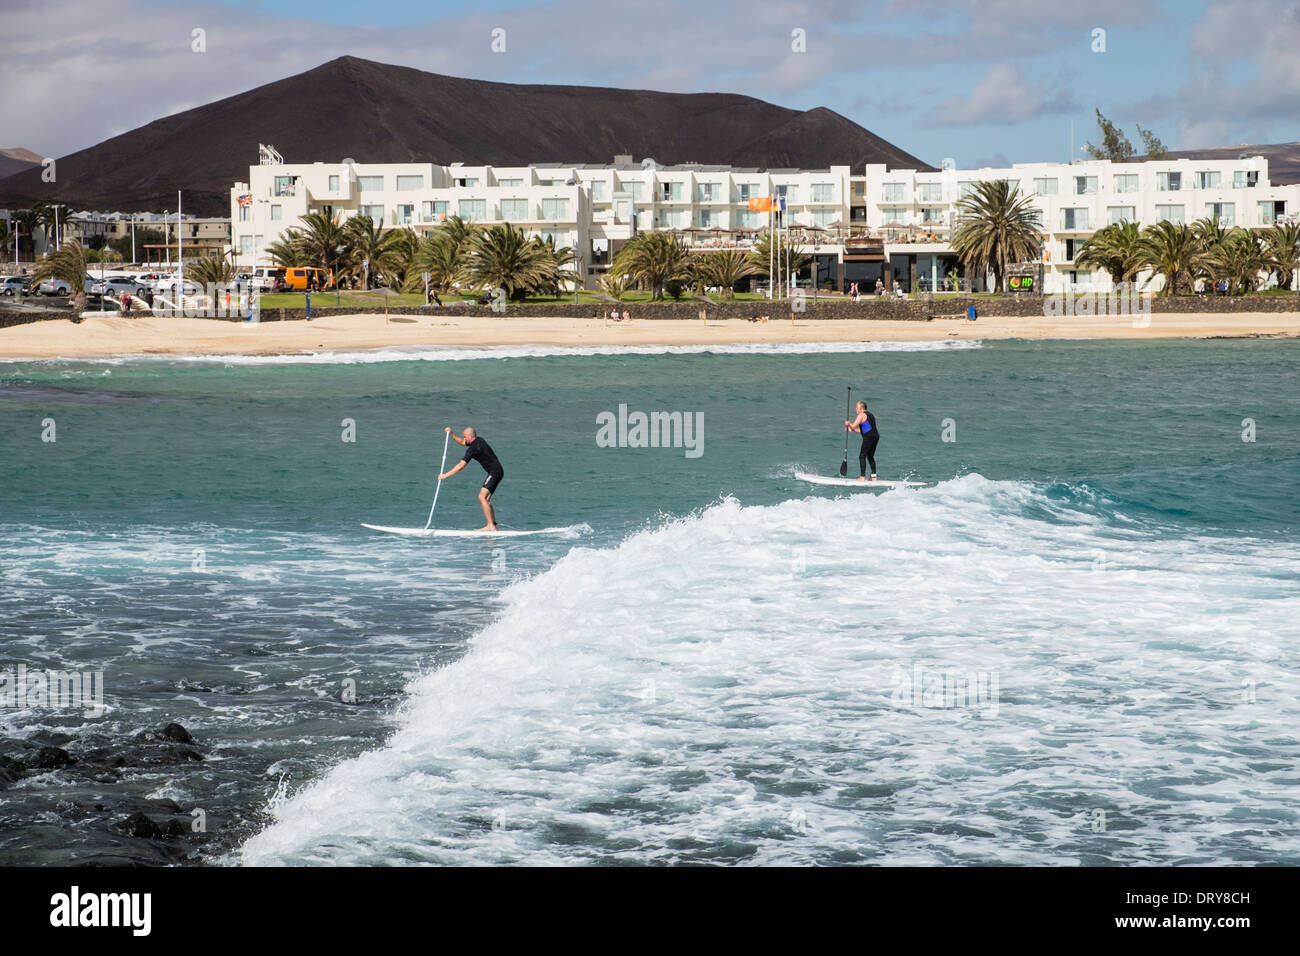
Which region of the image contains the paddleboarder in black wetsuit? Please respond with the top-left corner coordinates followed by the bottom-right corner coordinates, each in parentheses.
top-left (845, 400), bottom-right (879, 481)
top-left (439, 426), bottom-right (504, 530)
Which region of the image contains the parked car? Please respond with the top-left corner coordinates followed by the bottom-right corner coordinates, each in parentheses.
top-left (35, 274), bottom-right (95, 296)
top-left (250, 267), bottom-right (285, 292)
top-left (90, 276), bottom-right (150, 297)
top-left (150, 275), bottom-right (203, 296)
top-left (0, 276), bottom-right (32, 296)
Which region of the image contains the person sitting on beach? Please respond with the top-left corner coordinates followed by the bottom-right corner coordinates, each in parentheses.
top-left (609, 308), bottom-right (620, 322)
top-left (621, 309), bottom-right (630, 322)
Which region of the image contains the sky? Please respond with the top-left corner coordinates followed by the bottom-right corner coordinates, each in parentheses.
top-left (4, 0), bottom-right (1299, 167)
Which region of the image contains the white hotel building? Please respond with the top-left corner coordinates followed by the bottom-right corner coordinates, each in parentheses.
top-left (231, 149), bottom-right (1300, 294)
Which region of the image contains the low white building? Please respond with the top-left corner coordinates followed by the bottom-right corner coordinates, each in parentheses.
top-left (230, 146), bottom-right (1300, 294)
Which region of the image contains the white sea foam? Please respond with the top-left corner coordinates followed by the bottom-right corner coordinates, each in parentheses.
top-left (238, 476), bottom-right (1300, 865)
top-left (3, 339), bottom-right (981, 367)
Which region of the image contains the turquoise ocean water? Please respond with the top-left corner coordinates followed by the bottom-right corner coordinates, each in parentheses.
top-left (1, 337), bottom-right (1298, 865)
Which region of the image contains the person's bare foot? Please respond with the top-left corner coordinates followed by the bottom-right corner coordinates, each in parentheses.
top-left (477, 524), bottom-right (498, 532)
top-left (855, 476), bottom-right (866, 482)
top-left (869, 474), bottom-right (878, 481)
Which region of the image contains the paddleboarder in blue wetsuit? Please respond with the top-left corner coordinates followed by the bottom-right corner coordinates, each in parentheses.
top-left (845, 400), bottom-right (879, 481)
top-left (439, 426), bottom-right (504, 530)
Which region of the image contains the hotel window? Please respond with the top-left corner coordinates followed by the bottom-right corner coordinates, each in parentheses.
top-left (920, 207), bottom-right (945, 223)
top-left (661, 182), bottom-right (683, 201)
top-left (775, 184), bottom-right (796, 203)
top-left (497, 178), bottom-right (523, 187)
top-left (698, 210), bottom-right (714, 228)
top-left (882, 183), bottom-right (906, 202)
top-left (883, 208), bottom-right (905, 224)
top-left (620, 181), bottom-right (645, 201)
top-left (1074, 176), bottom-right (1098, 195)
top-left (238, 206), bottom-right (249, 222)
top-left (1064, 238), bottom-right (1083, 261)
top-left (273, 175), bottom-right (295, 196)
top-left (422, 200), bottom-right (448, 219)
top-left (500, 199), bottom-right (528, 221)
top-left (737, 210), bottom-right (760, 228)
top-left (812, 183), bottom-right (835, 203)
top-left (463, 178), bottom-right (480, 187)
top-left (396, 204), bottom-right (414, 224)
top-left (1258, 200), bottom-right (1282, 225)
top-left (1114, 174), bottom-right (1139, 194)
top-left (1157, 172), bottom-right (1181, 191)
top-left (590, 181), bottom-right (606, 201)
top-left (328, 175), bottom-right (340, 192)
top-left (357, 176), bottom-right (384, 192)
top-left (811, 209), bottom-right (836, 227)
top-left (540, 230), bottom-right (572, 249)
top-left (541, 198), bottom-right (570, 220)
top-left (697, 183), bottom-right (719, 202)
top-left (458, 199), bottom-right (486, 221)
top-left (851, 181), bottom-right (865, 198)
top-left (1060, 208), bottom-right (1090, 230)
top-left (240, 236), bottom-right (253, 256)
top-left (657, 209), bottom-right (683, 228)
top-left (1155, 204), bottom-right (1185, 224)
top-left (396, 175), bottom-right (424, 191)
top-left (960, 181), bottom-right (979, 198)
top-left (1108, 206), bottom-right (1136, 225)
top-left (1195, 171), bottom-right (1221, 189)
top-left (918, 183), bottom-right (942, 202)
top-left (736, 183), bottom-right (755, 200)
top-left (1234, 170), bottom-right (1259, 188)
top-left (359, 204), bottom-right (384, 222)
top-left (270, 205), bottom-right (282, 221)
top-left (1206, 202), bottom-right (1234, 226)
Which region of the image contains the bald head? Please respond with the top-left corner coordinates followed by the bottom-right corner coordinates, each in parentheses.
top-left (463, 427), bottom-right (477, 441)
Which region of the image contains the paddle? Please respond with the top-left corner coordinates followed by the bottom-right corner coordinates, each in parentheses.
top-left (839, 386), bottom-right (851, 476)
top-left (424, 429), bottom-right (452, 530)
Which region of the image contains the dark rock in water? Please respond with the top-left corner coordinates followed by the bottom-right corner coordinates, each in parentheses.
top-left (118, 812), bottom-right (162, 839)
top-left (161, 722), bottom-right (193, 743)
top-left (155, 798), bottom-right (181, 813)
top-left (174, 747), bottom-right (204, 763)
top-left (32, 746), bottom-right (73, 769)
top-left (161, 820), bottom-right (187, 838)
top-left (0, 755), bottom-right (27, 773)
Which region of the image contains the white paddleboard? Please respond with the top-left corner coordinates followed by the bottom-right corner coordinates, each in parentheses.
top-left (795, 472), bottom-right (927, 489)
top-left (362, 523), bottom-right (584, 538)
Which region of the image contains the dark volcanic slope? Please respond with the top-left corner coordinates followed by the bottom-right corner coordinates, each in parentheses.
top-left (0, 57), bottom-right (932, 216)
top-left (1161, 142), bottom-right (1300, 185)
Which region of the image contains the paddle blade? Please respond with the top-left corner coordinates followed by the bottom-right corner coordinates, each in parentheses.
top-left (839, 458), bottom-right (848, 477)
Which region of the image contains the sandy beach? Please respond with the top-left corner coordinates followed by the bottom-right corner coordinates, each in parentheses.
top-left (1, 310), bottom-right (1298, 359)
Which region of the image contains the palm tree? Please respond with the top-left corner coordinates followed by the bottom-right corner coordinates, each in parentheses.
top-left (186, 252), bottom-right (235, 289)
top-left (950, 180), bottom-right (1043, 292)
top-left (292, 212), bottom-right (352, 286)
top-left (1075, 220), bottom-right (1143, 287)
top-left (402, 232), bottom-right (465, 293)
top-left (1136, 220), bottom-right (1200, 296)
top-left (533, 235), bottom-right (579, 296)
top-left (30, 240), bottom-right (90, 311)
top-left (1204, 229), bottom-right (1268, 294)
top-left (264, 228), bottom-right (307, 268)
top-left (463, 224), bottom-right (553, 299)
top-left (1263, 221), bottom-right (1300, 290)
top-left (13, 209), bottom-right (41, 260)
top-left (343, 215), bottom-right (400, 288)
top-left (385, 227), bottom-right (422, 291)
top-left (746, 231), bottom-right (811, 293)
top-left (598, 271), bottom-right (630, 301)
top-left (612, 231), bottom-right (690, 300)
top-left (695, 250), bottom-right (760, 298)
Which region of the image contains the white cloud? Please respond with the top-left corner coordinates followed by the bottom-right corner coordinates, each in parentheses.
top-left (925, 62), bottom-right (1078, 128)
